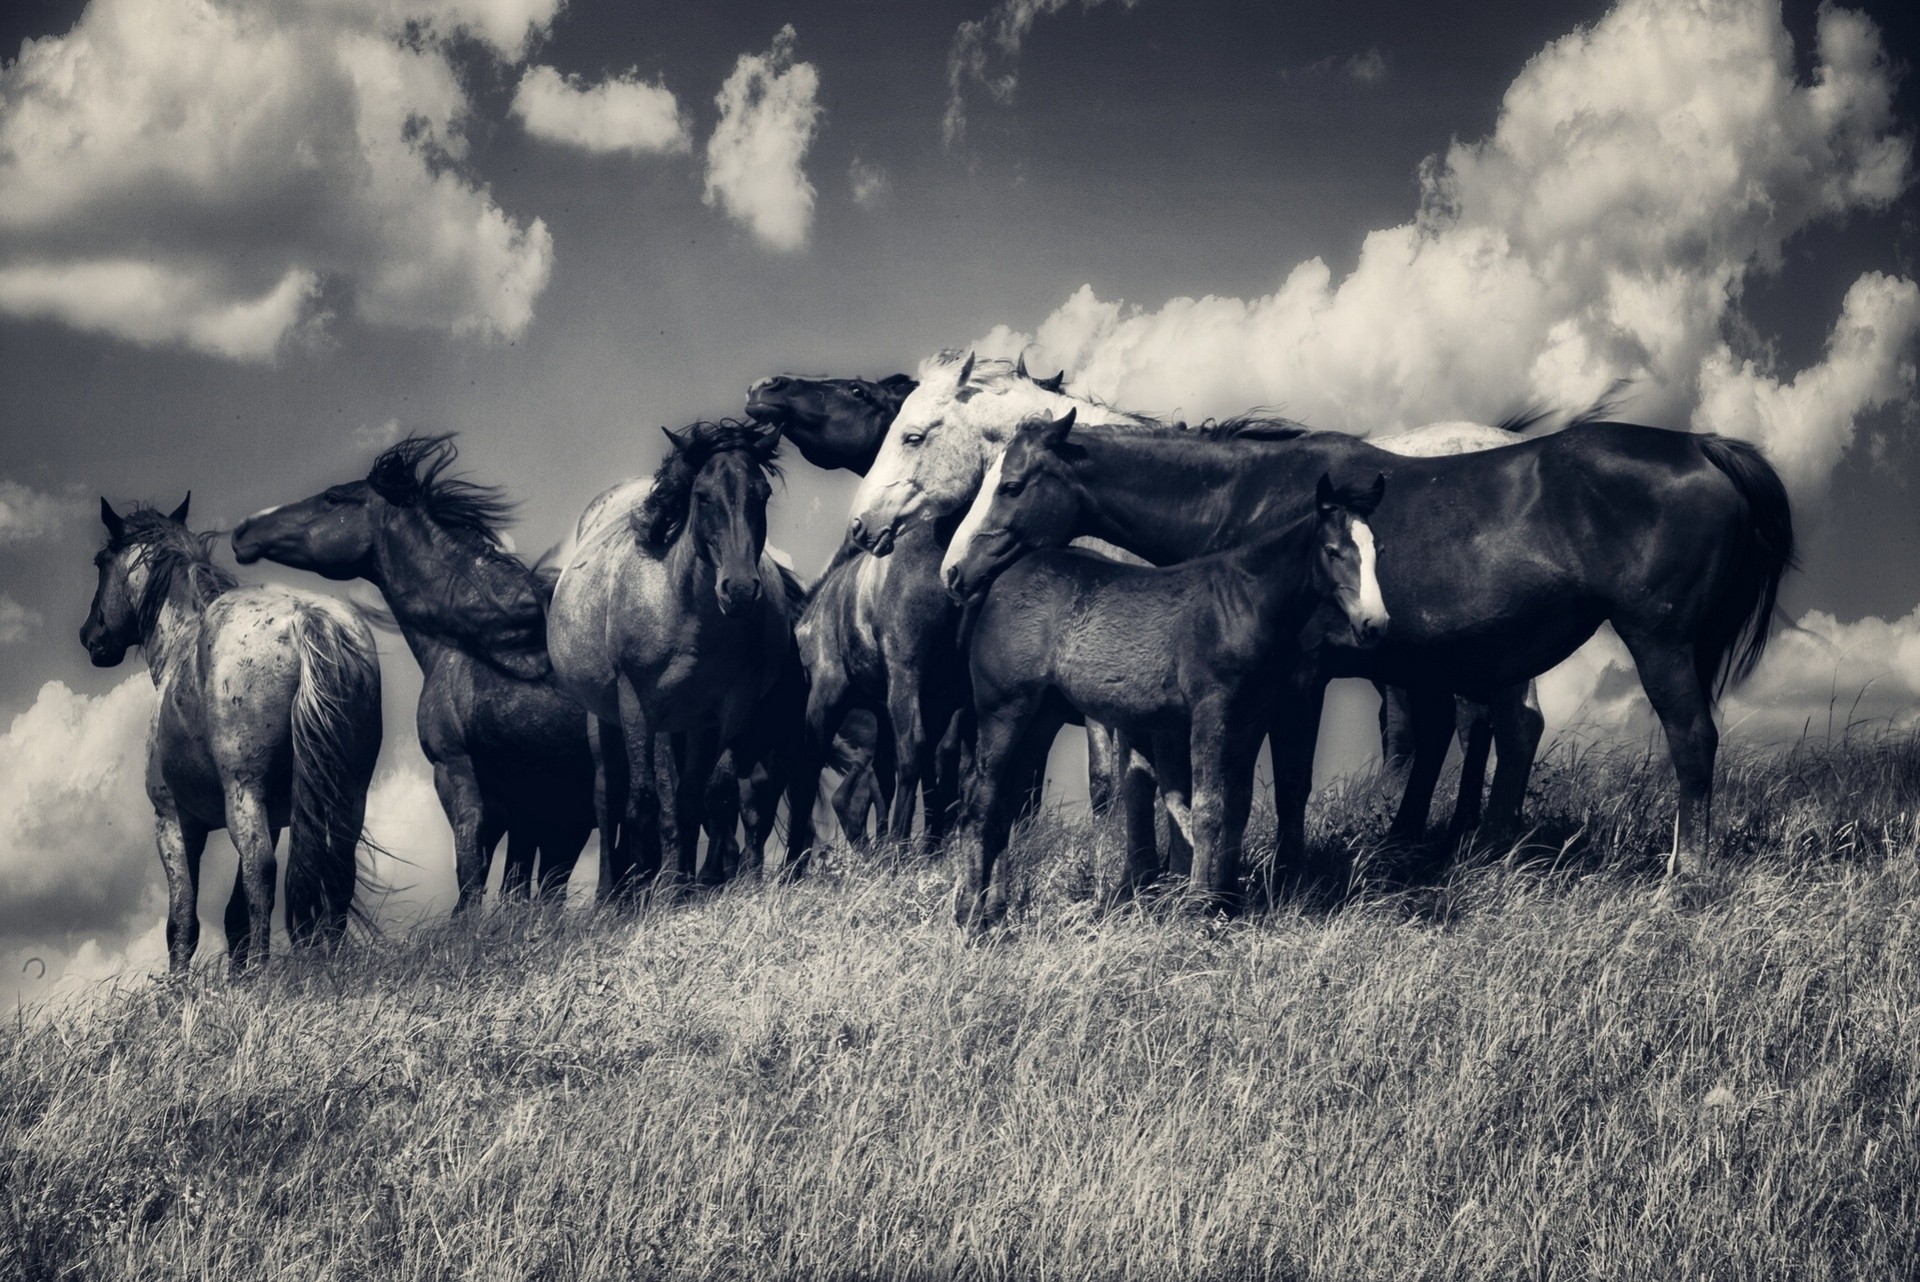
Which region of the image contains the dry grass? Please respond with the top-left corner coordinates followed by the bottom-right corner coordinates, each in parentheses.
top-left (6, 732), bottom-right (1920, 1280)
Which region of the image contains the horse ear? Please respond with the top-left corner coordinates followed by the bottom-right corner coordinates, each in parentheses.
top-left (100, 497), bottom-right (125, 540)
top-left (1357, 472), bottom-right (1387, 516)
top-left (1315, 473), bottom-right (1336, 513)
top-left (168, 493), bottom-right (191, 524)
top-left (1015, 352), bottom-right (1030, 380)
top-left (662, 425), bottom-right (691, 454)
top-left (1038, 369), bottom-right (1067, 393)
top-left (955, 351), bottom-right (976, 389)
top-left (1041, 407), bottom-right (1076, 449)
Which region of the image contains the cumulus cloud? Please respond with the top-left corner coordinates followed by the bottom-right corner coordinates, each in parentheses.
top-left (971, 0), bottom-right (1915, 502)
top-left (0, 0), bottom-right (558, 361)
top-left (0, 596), bottom-right (43, 644)
top-left (944, 0), bottom-right (1144, 149)
top-left (511, 64), bottom-right (692, 155)
top-left (703, 26), bottom-right (822, 252)
top-left (0, 677), bottom-right (161, 944)
top-left (849, 157), bottom-right (893, 209)
top-left (0, 479), bottom-right (74, 544)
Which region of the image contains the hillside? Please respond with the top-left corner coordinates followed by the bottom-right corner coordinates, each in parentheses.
top-left (6, 733), bottom-right (1919, 1281)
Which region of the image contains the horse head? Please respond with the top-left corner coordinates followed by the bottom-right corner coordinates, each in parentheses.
top-left (1301, 472), bottom-right (1389, 651)
top-left (848, 351), bottom-right (1078, 556)
top-left (941, 408), bottom-right (1081, 601)
top-left (744, 372), bottom-right (916, 475)
top-left (643, 421), bottom-right (781, 617)
top-left (81, 495), bottom-right (193, 667)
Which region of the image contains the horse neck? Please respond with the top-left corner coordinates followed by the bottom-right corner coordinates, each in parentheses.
top-left (1067, 432), bottom-right (1258, 563)
top-left (1218, 521), bottom-right (1318, 633)
top-left (366, 508), bottom-right (486, 676)
top-left (141, 576), bottom-right (211, 689)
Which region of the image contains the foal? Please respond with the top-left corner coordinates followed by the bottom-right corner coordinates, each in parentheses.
top-left (950, 472), bottom-right (1387, 930)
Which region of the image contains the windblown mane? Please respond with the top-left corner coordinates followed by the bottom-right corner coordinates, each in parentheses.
top-left (106, 506), bottom-right (236, 640)
top-left (365, 433), bottom-right (557, 678)
top-left (368, 434), bottom-right (519, 547)
top-left (632, 419), bottom-right (783, 550)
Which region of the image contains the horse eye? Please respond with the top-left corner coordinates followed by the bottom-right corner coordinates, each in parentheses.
top-left (902, 433), bottom-right (925, 447)
top-left (999, 480), bottom-right (1024, 497)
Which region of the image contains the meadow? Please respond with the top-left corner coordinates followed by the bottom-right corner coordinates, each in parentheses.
top-left (6, 730), bottom-right (1920, 1281)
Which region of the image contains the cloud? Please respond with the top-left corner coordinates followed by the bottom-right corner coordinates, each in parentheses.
top-left (944, 0), bottom-right (1144, 149)
top-left (1344, 49), bottom-right (1386, 83)
top-left (0, 0), bottom-right (558, 361)
top-left (849, 157), bottom-right (893, 209)
top-left (703, 26), bottom-right (822, 252)
top-left (0, 479), bottom-right (74, 544)
top-left (0, 596), bottom-right (43, 645)
top-left (0, 677), bottom-right (161, 944)
top-left (970, 0), bottom-right (1915, 502)
top-left (511, 64), bottom-right (692, 156)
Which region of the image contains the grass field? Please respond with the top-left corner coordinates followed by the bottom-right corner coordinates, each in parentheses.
top-left (6, 732), bottom-right (1920, 1280)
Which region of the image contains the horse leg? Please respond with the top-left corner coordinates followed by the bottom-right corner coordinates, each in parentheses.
top-left (223, 782), bottom-right (278, 974)
top-left (885, 684), bottom-right (929, 851)
top-left (1377, 683), bottom-right (1417, 778)
top-left (924, 705), bottom-right (968, 848)
top-left (1385, 687), bottom-right (1458, 849)
top-left (612, 685), bottom-right (663, 899)
top-left (1109, 729), bottom-right (1161, 905)
top-left (1267, 676), bottom-right (1326, 894)
top-left (433, 759), bottom-right (493, 915)
top-left (952, 699), bottom-right (1036, 932)
top-left (500, 826), bottom-right (536, 901)
top-left (537, 814), bottom-right (592, 904)
top-left (155, 800), bottom-right (208, 975)
top-left (678, 729), bottom-right (729, 885)
top-left (1186, 700), bottom-right (1240, 911)
top-left (1152, 728), bottom-right (1195, 881)
top-left (1618, 632), bottom-right (1719, 876)
top-left (1086, 720), bottom-right (1122, 817)
top-left (798, 683), bottom-right (853, 860)
top-left (738, 754), bottom-right (779, 875)
top-left (590, 715), bottom-right (632, 902)
top-left (1483, 680), bottom-right (1545, 839)
top-left (1445, 700), bottom-right (1493, 847)
top-left (831, 767), bottom-right (870, 849)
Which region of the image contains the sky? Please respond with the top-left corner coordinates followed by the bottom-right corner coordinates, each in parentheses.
top-left (1, 0), bottom-right (1917, 1003)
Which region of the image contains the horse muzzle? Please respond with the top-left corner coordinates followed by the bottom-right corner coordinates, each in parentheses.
top-left (230, 519), bottom-right (266, 564)
top-left (848, 516), bottom-right (896, 557)
top-left (716, 574), bottom-right (764, 616)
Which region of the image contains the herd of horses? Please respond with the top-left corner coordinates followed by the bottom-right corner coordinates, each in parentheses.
top-left (80, 352), bottom-right (1796, 970)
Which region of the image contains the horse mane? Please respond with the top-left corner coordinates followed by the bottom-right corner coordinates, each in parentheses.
top-left (108, 506), bottom-right (236, 639)
top-left (633, 419), bottom-right (782, 550)
top-left (1565, 378), bottom-right (1635, 429)
top-left (368, 434), bottom-right (518, 545)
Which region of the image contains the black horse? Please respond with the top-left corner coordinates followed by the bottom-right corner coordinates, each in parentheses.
top-left (234, 436), bottom-right (595, 909)
top-left (745, 373), bottom-right (919, 474)
top-left (945, 411), bottom-right (1794, 877)
top-left (953, 473), bottom-right (1388, 929)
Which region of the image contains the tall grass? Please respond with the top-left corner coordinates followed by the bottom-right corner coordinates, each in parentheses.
top-left (6, 732), bottom-right (1920, 1280)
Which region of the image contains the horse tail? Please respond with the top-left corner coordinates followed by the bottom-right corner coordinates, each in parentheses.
top-left (286, 602), bottom-right (385, 946)
top-left (1694, 433), bottom-right (1797, 696)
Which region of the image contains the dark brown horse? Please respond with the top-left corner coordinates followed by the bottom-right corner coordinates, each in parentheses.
top-left (745, 373), bottom-right (918, 474)
top-left (945, 409), bottom-right (1795, 877)
top-left (85, 499), bottom-right (383, 972)
top-left (548, 421), bottom-right (815, 890)
top-left (234, 437), bottom-right (594, 910)
top-left (953, 472), bottom-right (1388, 929)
